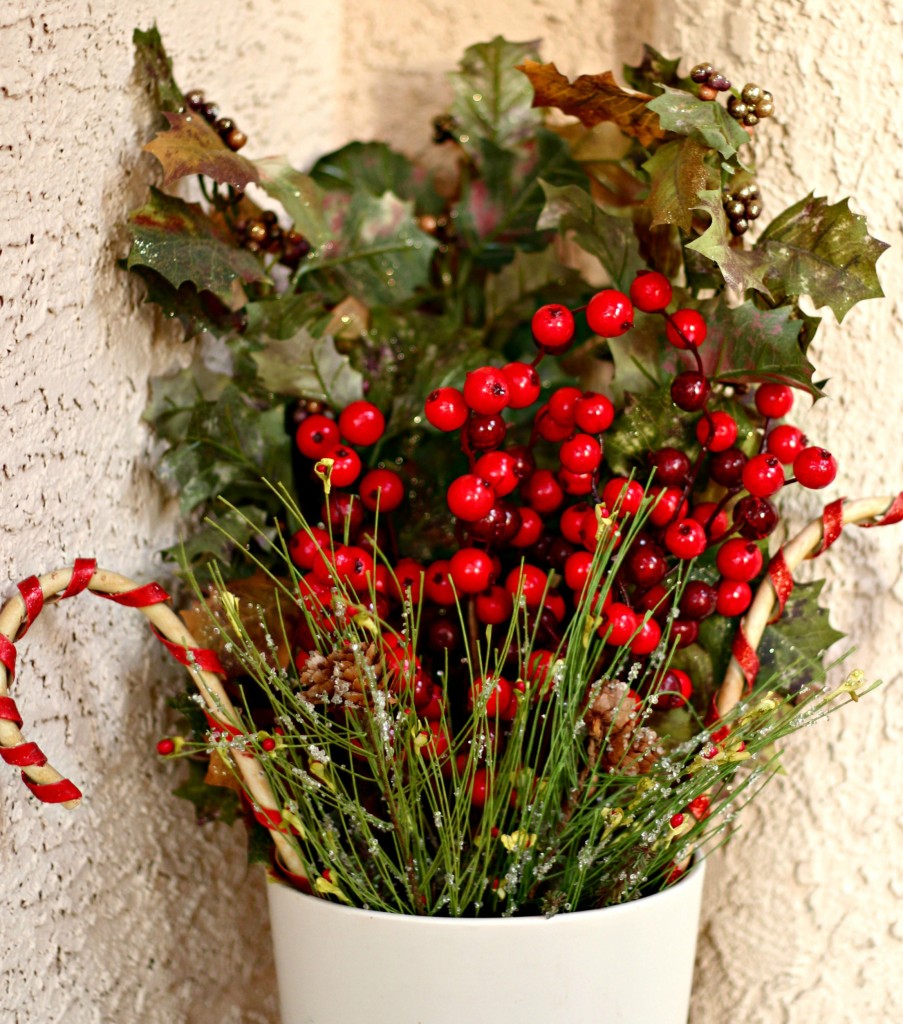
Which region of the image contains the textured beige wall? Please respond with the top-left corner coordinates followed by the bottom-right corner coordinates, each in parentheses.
top-left (1, 1), bottom-right (900, 1022)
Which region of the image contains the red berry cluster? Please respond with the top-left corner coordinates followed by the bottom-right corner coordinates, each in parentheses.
top-left (287, 270), bottom-right (839, 805)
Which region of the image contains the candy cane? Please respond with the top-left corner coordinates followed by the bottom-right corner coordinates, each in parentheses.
top-left (0, 559), bottom-right (306, 879)
top-left (714, 493), bottom-right (903, 719)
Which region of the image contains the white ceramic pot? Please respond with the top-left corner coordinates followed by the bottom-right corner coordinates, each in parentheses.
top-left (266, 861), bottom-right (705, 1024)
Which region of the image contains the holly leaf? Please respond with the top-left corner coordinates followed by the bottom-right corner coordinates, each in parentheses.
top-left (128, 265), bottom-right (247, 339)
top-left (144, 112), bottom-right (260, 190)
top-left (133, 26), bottom-right (184, 115)
top-left (685, 190), bottom-right (771, 296)
top-left (518, 61), bottom-right (664, 148)
top-left (702, 301), bottom-right (823, 397)
top-left (256, 158), bottom-right (332, 247)
top-left (537, 182), bottom-right (645, 291)
top-left (126, 188), bottom-right (268, 308)
top-left (484, 248), bottom-right (584, 328)
top-left (759, 581), bottom-right (846, 690)
top-left (755, 194), bottom-right (889, 322)
top-left (643, 139), bottom-right (715, 231)
top-left (604, 384), bottom-right (695, 475)
top-left (252, 328), bottom-right (365, 408)
top-left (310, 141), bottom-right (444, 215)
top-left (450, 37), bottom-right (541, 151)
top-left (607, 316), bottom-right (666, 401)
top-left (244, 292), bottom-right (328, 341)
top-left (647, 87), bottom-right (749, 160)
top-left (622, 45), bottom-right (684, 96)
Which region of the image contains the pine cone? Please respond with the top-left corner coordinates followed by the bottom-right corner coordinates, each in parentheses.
top-left (585, 681), bottom-right (662, 776)
top-left (298, 642), bottom-right (384, 707)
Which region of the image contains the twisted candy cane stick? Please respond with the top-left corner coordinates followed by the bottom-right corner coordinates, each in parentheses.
top-left (714, 494), bottom-right (903, 719)
top-left (0, 560), bottom-right (306, 879)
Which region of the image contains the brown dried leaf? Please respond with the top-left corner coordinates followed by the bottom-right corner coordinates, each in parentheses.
top-left (179, 571), bottom-right (300, 678)
top-left (204, 750), bottom-right (243, 794)
top-left (144, 111), bottom-right (260, 190)
top-left (518, 61), bottom-right (665, 148)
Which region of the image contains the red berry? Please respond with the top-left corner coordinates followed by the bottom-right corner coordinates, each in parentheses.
top-left (469, 676), bottom-right (514, 717)
top-left (295, 414), bottom-right (340, 459)
top-left (666, 309), bottom-right (707, 349)
top-left (638, 583), bottom-right (671, 619)
top-left (338, 401), bottom-right (385, 446)
top-left (564, 550), bottom-right (593, 592)
top-left (626, 545), bottom-right (668, 588)
top-left (544, 590), bottom-right (566, 623)
top-left (447, 474), bottom-right (495, 521)
top-left (525, 649), bottom-right (556, 700)
top-left (392, 559), bottom-right (425, 603)
top-left (668, 618), bottom-right (699, 648)
top-left (469, 501), bottom-right (522, 545)
top-left (649, 486), bottom-right (687, 528)
top-left (560, 503), bottom-right (592, 544)
top-left (289, 525), bottom-right (331, 570)
top-left (755, 383), bottom-right (794, 419)
top-left (649, 447), bottom-right (692, 487)
top-left (505, 565), bottom-right (549, 608)
top-left (261, 736), bottom-right (277, 752)
top-left (547, 386), bottom-right (583, 426)
top-left (733, 495), bottom-right (779, 540)
top-left (531, 304), bottom-right (576, 353)
top-left (502, 362), bottom-right (542, 408)
top-left (742, 453), bottom-right (785, 498)
top-left (333, 545), bottom-right (374, 591)
top-left (425, 387), bottom-right (469, 431)
top-left (602, 478), bottom-right (645, 517)
top-left (691, 502), bottom-right (729, 541)
top-left (574, 391), bottom-right (615, 434)
top-left (679, 580), bottom-right (718, 620)
top-left (630, 617), bottom-right (662, 656)
top-left (466, 413), bottom-right (507, 451)
top-left (586, 289), bottom-right (634, 338)
top-left (359, 468), bottom-right (405, 512)
top-left (417, 721), bottom-right (450, 761)
top-left (766, 424), bottom-right (806, 464)
top-left (321, 445), bottom-right (361, 487)
top-left (424, 561), bottom-right (455, 605)
top-left (559, 433), bottom-right (602, 474)
top-left (696, 411), bottom-right (737, 452)
top-left (449, 548), bottom-right (496, 594)
top-left (709, 448), bottom-right (748, 488)
top-left (716, 539), bottom-right (763, 582)
top-left (474, 585), bottom-right (513, 625)
top-left (463, 366), bottom-right (510, 415)
top-left (716, 579), bottom-right (752, 616)
top-left (671, 371), bottom-right (710, 412)
top-left (470, 767), bottom-right (489, 807)
top-left (322, 491), bottom-right (365, 536)
top-left (535, 407), bottom-right (573, 442)
top-left (473, 451), bottom-right (518, 497)
top-left (794, 447), bottom-right (838, 489)
top-left (523, 469), bottom-right (564, 516)
top-left (629, 270), bottom-right (672, 313)
top-left (156, 738), bottom-right (175, 756)
top-left (598, 602), bottom-right (639, 646)
top-left (558, 468), bottom-right (594, 496)
top-left (510, 507), bottom-right (543, 547)
top-left (651, 668), bottom-right (692, 709)
top-left (664, 518), bottom-right (708, 559)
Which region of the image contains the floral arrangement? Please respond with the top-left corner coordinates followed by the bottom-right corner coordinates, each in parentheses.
top-left (121, 27), bottom-right (898, 915)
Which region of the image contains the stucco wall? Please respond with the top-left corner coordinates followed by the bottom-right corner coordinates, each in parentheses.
top-left (1, 2), bottom-right (900, 1022)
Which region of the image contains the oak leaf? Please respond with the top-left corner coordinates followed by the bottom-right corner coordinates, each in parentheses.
top-left (518, 61), bottom-right (664, 147)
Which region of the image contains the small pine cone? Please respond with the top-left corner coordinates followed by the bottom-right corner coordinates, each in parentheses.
top-left (298, 642), bottom-right (384, 707)
top-left (585, 681), bottom-right (661, 776)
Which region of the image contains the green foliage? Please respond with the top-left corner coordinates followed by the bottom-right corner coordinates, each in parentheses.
top-left (760, 581), bottom-right (846, 689)
top-left (126, 188), bottom-right (268, 308)
top-left (685, 190), bottom-right (771, 296)
top-left (133, 25), bottom-right (184, 115)
top-left (621, 45), bottom-right (684, 96)
top-left (145, 112), bottom-right (260, 190)
top-left (647, 86), bottom-right (750, 161)
top-left (643, 140), bottom-right (717, 232)
top-left (252, 329), bottom-right (365, 408)
top-left (604, 385), bottom-right (695, 475)
top-left (756, 194), bottom-right (888, 322)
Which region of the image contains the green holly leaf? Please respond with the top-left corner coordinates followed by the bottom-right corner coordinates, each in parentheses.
top-left (685, 190), bottom-right (771, 296)
top-left (252, 328), bottom-right (365, 408)
top-left (537, 182), bottom-right (645, 291)
top-left (643, 139), bottom-right (716, 232)
top-left (607, 316), bottom-right (666, 401)
top-left (144, 112), bottom-right (260, 190)
top-left (450, 36), bottom-right (541, 152)
top-left (604, 384), bottom-right (695, 475)
top-left (701, 301), bottom-right (823, 397)
top-left (133, 26), bottom-right (184, 115)
top-left (755, 194), bottom-right (889, 322)
top-left (128, 265), bottom-right (246, 339)
top-left (126, 188), bottom-right (268, 309)
top-left (484, 248), bottom-right (584, 328)
top-left (310, 141), bottom-right (444, 215)
top-left (759, 581), bottom-right (846, 690)
top-left (256, 158), bottom-right (332, 247)
top-left (244, 292), bottom-right (328, 341)
top-left (622, 45), bottom-right (684, 96)
top-left (647, 87), bottom-right (750, 160)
